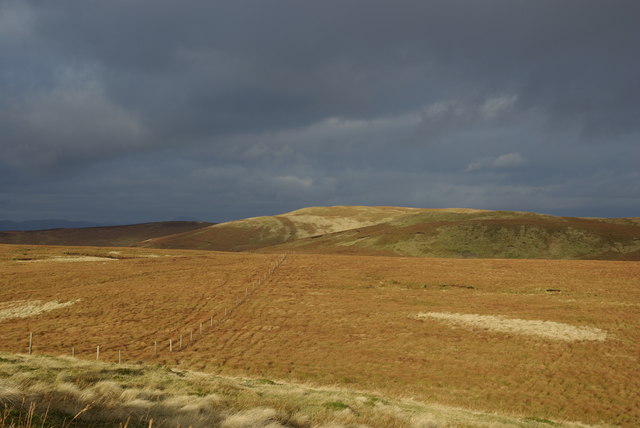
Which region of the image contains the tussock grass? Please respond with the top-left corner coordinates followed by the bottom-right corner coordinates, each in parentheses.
top-left (412, 312), bottom-right (607, 342)
top-left (0, 353), bottom-right (587, 428)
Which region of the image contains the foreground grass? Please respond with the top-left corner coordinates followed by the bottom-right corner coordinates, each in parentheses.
top-left (0, 353), bottom-right (591, 428)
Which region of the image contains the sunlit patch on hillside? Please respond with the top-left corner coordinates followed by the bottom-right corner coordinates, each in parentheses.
top-left (412, 312), bottom-right (607, 342)
top-left (0, 299), bottom-right (80, 322)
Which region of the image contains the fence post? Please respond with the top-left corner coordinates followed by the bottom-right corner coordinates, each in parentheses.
top-left (118, 350), bottom-right (122, 364)
top-left (72, 346), bottom-right (75, 358)
top-left (154, 341), bottom-right (157, 357)
top-left (180, 335), bottom-right (183, 349)
top-left (96, 345), bottom-right (100, 361)
top-left (169, 339), bottom-right (173, 352)
top-left (200, 322), bottom-right (203, 335)
top-left (28, 332), bottom-right (33, 355)
top-left (190, 330), bottom-right (193, 342)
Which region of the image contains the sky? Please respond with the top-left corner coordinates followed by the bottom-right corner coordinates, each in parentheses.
top-left (1, 0), bottom-right (639, 224)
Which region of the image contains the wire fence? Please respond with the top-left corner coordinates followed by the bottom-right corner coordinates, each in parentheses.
top-left (20, 253), bottom-right (288, 364)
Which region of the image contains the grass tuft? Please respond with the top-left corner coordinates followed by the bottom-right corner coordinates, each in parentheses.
top-left (0, 352), bottom-right (587, 428)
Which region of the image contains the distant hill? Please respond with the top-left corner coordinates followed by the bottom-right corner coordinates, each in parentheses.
top-left (2, 207), bottom-right (638, 260)
top-left (141, 206), bottom-right (640, 260)
top-left (0, 221), bottom-right (213, 247)
top-left (0, 219), bottom-right (107, 231)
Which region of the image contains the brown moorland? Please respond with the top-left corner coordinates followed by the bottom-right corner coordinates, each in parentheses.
top-left (0, 221), bottom-right (212, 247)
top-left (0, 244), bottom-right (639, 426)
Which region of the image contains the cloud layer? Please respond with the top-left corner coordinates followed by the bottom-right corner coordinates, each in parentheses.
top-left (2, 0), bottom-right (639, 222)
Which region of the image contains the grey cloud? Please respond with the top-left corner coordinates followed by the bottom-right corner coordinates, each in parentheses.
top-left (2, 68), bottom-right (149, 171)
top-left (465, 153), bottom-right (526, 172)
top-left (1, 0), bottom-right (639, 222)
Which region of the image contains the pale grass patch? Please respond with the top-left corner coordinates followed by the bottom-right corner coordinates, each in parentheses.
top-left (316, 424), bottom-right (363, 428)
top-left (123, 398), bottom-right (154, 410)
top-left (0, 384), bottom-right (21, 404)
top-left (92, 381), bottom-right (123, 399)
top-left (221, 407), bottom-right (283, 428)
top-left (410, 415), bottom-right (439, 428)
top-left (281, 215), bottom-right (391, 238)
top-left (161, 394), bottom-right (193, 409)
top-left (412, 312), bottom-right (607, 341)
top-left (118, 387), bottom-right (143, 402)
top-left (53, 381), bottom-right (82, 398)
top-left (0, 299), bottom-right (80, 322)
top-left (76, 388), bottom-right (98, 403)
top-left (180, 394), bottom-right (221, 412)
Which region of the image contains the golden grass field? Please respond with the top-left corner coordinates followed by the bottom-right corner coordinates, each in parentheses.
top-left (1, 244), bottom-right (639, 426)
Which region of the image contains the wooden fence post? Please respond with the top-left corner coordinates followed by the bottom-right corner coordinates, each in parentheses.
top-left (190, 330), bottom-right (193, 342)
top-left (200, 322), bottom-right (203, 335)
top-left (28, 332), bottom-right (33, 355)
top-left (71, 346), bottom-right (75, 358)
top-left (118, 350), bottom-right (122, 364)
top-left (154, 341), bottom-right (157, 357)
top-left (96, 345), bottom-right (100, 361)
top-left (169, 339), bottom-right (173, 352)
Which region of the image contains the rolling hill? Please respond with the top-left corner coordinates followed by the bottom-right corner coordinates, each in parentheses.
top-left (0, 221), bottom-right (212, 247)
top-left (143, 206), bottom-right (640, 260)
top-left (262, 209), bottom-right (640, 260)
top-left (2, 206), bottom-right (639, 260)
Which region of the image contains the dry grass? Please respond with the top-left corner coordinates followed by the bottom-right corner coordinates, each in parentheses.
top-left (412, 312), bottom-right (607, 341)
top-left (0, 353), bottom-right (586, 428)
top-left (0, 244), bottom-right (639, 426)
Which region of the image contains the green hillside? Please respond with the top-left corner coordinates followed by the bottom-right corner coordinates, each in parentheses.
top-left (264, 210), bottom-right (640, 260)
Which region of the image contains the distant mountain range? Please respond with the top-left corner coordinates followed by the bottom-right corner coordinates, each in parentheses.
top-left (0, 221), bottom-right (214, 247)
top-left (1, 206), bottom-right (639, 260)
top-left (0, 219), bottom-right (108, 231)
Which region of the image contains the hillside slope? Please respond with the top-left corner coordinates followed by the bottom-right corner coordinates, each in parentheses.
top-left (142, 206), bottom-right (640, 260)
top-left (141, 206), bottom-right (431, 251)
top-left (0, 221), bottom-right (213, 247)
top-left (264, 210), bottom-right (640, 260)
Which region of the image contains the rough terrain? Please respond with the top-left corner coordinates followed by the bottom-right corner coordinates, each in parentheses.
top-left (1, 244), bottom-right (638, 426)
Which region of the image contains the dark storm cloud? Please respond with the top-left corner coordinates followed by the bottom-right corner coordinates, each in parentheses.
top-left (1, 0), bottom-right (639, 222)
